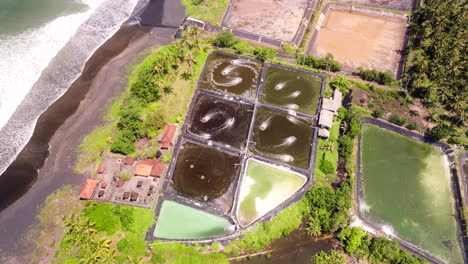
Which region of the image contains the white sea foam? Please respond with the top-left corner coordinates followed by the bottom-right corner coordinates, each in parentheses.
top-left (0, 0), bottom-right (106, 130)
top-left (0, 0), bottom-right (140, 175)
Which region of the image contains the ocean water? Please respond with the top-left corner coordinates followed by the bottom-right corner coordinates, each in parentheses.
top-left (0, 0), bottom-right (142, 174)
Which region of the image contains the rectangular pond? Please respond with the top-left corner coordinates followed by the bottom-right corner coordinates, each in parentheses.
top-left (172, 142), bottom-right (241, 201)
top-left (198, 52), bottom-right (261, 100)
top-left (310, 8), bottom-right (407, 76)
top-left (237, 159), bottom-right (306, 227)
top-left (153, 200), bottom-right (234, 239)
top-left (360, 124), bottom-right (463, 263)
top-left (186, 93), bottom-right (253, 149)
top-left (260, 66), bottom-right (322, 115)
top-left (250, 107), bottom-right (314, 169)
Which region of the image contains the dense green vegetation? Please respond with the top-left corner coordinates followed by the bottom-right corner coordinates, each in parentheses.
top-left (336, 227), bottom-right (427, 264)
top-left (357, 67), bottom-right (396, 86)
top-left (297, 53), bottom-right (342, 72)
top-left (311, 250), bottom-right (346, 264)
top-left (407, 0), bottom-right (467, 125)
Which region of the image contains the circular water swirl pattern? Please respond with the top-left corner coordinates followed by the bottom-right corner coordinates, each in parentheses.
top-left (199, 53), bottom-right (261, 100)
top-left (250, 107), bottom-right (314, 169)
top-left (187, 93), bottom-right (253, 149)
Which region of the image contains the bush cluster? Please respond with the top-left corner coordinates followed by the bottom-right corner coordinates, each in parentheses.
top-left (83, 202), bottom-right (134, 235)
top-left (372, 109), bottom-right (384, 118)
top-left (329, 76), bottom-right (351, 95)
top-left (388, 114), bottom-right (408, 126)
top-left (338, 106), bottom-right (362, 173)
top-left (357, 67), bottom-right (395, 85)
top-left (297, 53), bottom-right (342, 72)
top-left (253, 47), bottom-right (276, 61)
top-left (337, 227), bottom-right (427, 264)
top-left (211, 30), bottom-right (237, 48)
top-left (305, 178), bottom-right (353, 235)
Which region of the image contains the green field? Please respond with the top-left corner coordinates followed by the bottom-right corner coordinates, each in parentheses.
top-left (237, 159), bottom-right (306, 227)
top-left (153, 200), bottom-right (233, 239)
top-left (360, 124), bottom-right (463, 263)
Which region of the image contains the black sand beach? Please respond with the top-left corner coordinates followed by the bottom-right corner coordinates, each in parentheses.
top-left (0, 0), bottom-right (185, 257)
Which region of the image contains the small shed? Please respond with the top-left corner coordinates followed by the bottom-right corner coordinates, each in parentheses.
top-left (116, 180), bottom-right (126, 187)
top-left (79, 179), bottom-right (98, 200)
top-left (123, 192), bottom-right (130, 200)
top-left (318, 128), bottom-right (330, 138)
top-left (97, 168), bottom-right (105, 174)
top-left (101, 182), bottom-right (107, 189)
top-left (130, 192), bottom-right (139, 202)
top-left (98, 190), bottom-right (105, 198)
top-left (137, 181), bottom-right (143, 188)
top-left (124, 157), bottom-right (136, 166)
top-left (159, 124), bottom-right (178, 149)
top-left (318, 110), bottom-right (334, 129)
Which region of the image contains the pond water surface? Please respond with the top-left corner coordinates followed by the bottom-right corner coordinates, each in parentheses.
top-left (261, 67), bottom-right (322, 115)
top-left (187, 93), bottom-right (253, 149)
top-left (360, 124), bottom-right (463, 263)
top-left (172, 142), bottom-right (241, 201)
top-left (198, 53), bottom-right (261, 100)
top-left (250, 107), bottom-right (314, 169)
top-left (237, 159), bottom-right (306, 227)
top-left (153, 200), bottom-right (233, 239)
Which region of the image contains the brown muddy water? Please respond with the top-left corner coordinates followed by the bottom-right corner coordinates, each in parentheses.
top-left (261, 67), bottom-right (322, 115)
top-left (172, 142), bottom-right (241, 200)
top-left (198, 53), bottom-right (261, 100)
top-left (237, 228), bottom-right (337, 264)
top-left (187, 93), bottom-right (253, 149)
top-left (250, 107), bottom-right (314, 169)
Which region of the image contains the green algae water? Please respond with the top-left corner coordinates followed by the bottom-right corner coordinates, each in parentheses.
top-left (360, 124), bottom-right (463, 263)
top-left (237, 159), bottom-right (306, 227)
top-left (153, 200), bottom-right (233, 239)
top-left (261, 67), bottom-right (322, 115)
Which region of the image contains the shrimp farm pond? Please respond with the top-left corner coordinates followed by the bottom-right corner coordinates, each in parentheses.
top-left (152, 51), bottom-right (324, 241)
top-left (359, 124), bottom-right (464, 263)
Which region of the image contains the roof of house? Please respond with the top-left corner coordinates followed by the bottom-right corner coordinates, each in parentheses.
top-left (150, 160), bottom-right (166, 177)
top-left (160, 124), bottom-right (177, 149)
top-left (79, 179), bottom-right (98, 200)
top-left (322, 89), bottom-right (343, 112)
top-left (318, 128), bottom-right (330, 138)
top-left (117, 180), bottom-right (126, 187)
top-left (97, 168), bottom-right (105, 174)
top-left (101, 182), bottom-right (107, 189)
top-left (124, 157), bottom-right (136, 165)
top-left (135, 161), bottom-right (153, 177)
top-left (318, 110), bottom-right (334, 128)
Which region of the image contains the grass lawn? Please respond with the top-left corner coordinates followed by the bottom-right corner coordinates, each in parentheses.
top-left (182, 0), bottom-right (229, 26)
top-left (360, 124), bottom-right (463, 263)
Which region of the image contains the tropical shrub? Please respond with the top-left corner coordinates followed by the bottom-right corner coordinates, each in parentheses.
top-left (253, 47), bottom-right (275, 61)
top-left (212, 30), bottom-right (237, 48)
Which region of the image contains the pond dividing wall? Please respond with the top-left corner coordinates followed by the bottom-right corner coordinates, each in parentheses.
top-left (152, 51), bottom-right (325, 241)
top-left (358, 122), bottom-right (466, 263)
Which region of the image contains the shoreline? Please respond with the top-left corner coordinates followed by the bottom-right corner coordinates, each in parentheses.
top-left (0, 24), bottom-right (178, 256)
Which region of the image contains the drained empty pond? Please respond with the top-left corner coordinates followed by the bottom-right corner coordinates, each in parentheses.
top-left (250, 107), bottom-right (314, 169)
top-left (198, 52), bottom-right (261, 100)
top-left (237, 159), bottom-right (306, 227)
top-left (154, 200), bottom-right (233, 239)
top-left (225, 0), bottom-right (308, 42)
top-left (261, 67), bottom-right (322, 115)
top-left (311, 8), bottom-right (407, 76)
top-left (360, 124), bottom-right (463, 263)
top-left (187, 93), bottom-right (253, 149)
top-left (172, 142), bottom-right (241, 201)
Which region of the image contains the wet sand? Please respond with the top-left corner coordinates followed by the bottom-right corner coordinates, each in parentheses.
top-left (311, 9), bottom-right (407, 76)
top-left (0, 25), bottom-right (178, 257)
top-left (0, 0), bottom-right (185, 257)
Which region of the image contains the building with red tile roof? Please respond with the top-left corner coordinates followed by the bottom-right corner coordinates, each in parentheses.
top-left (124, 157), bottom-right (136, 165)
top-left (79, 179), bottom-right (98, 200)
top-left (150, 160), bottom-right (166, 178)
top-left (135, 160), bottom-right (153, 177)
top-left (159, 124), bottom-right (178, 149)
top-left (97, 168), bottom-right (105, 174)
